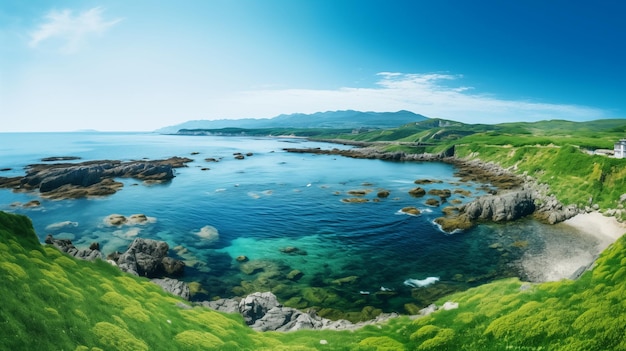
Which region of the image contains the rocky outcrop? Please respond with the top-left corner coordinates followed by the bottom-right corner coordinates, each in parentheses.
top-left (108, 238), bottom-right (185, 278)
top-left (45, 234), bottom-right (103, 261)
top-left (0, 157), bottom-right (193, 199)
top-left (463, 190), bottom-right (536, 222)
top-left (207, 291), bottom-right (460, 332)
top-left (200, 298), bottom-right (241, 314)
top-left (234, 292), bottom-right (400, 332)
top-left (530, 184), bottom-right (580, 224)
top-left (151, 278), bottom-right (190, 300)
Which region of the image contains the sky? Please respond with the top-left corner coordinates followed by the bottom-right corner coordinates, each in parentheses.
top-left (1, 0), bottom-right (625, 132)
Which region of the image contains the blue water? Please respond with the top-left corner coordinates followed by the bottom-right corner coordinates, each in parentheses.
top-left (0, 132), bottom-right (601, 317)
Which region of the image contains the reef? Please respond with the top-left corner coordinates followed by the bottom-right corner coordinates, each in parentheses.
top-left (0, 156), bottom-right (193, 199)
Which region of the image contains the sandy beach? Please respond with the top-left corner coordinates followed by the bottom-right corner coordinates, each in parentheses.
top-left (562, 211), bottom-right (626, 250)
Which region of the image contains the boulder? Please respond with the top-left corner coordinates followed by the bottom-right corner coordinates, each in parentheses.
top-left (200, 298), bottom-right (241, 313)
top-left (112, 238), bottom-right (185, 278)
top-left (463, 190), bottom-right (535, 222)
top-left (238, 292), bottom-right (280, 325)
top-left (376, 190), bottom-right (390, 198)
top-left (151, 278), bottom-right (190, 300)
top-left (408, 187), bottom-right (426, 197)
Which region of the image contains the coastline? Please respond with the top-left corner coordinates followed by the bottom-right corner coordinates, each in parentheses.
top-left (561, 211), bottom-right (626, 250)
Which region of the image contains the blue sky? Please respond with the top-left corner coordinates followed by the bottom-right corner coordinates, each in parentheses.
top-left (1, 0), bottom-right (625, 131)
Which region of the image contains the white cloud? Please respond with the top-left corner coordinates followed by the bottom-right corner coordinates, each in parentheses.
top-left (29, 7), bottom-right (122, 53)
top-left (220, 72), bottom-right (607, 124)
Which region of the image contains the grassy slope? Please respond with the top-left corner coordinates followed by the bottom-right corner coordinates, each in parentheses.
top-left (2, 210), bottom-right (626, 350)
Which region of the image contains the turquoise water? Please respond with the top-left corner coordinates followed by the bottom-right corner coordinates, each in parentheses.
top-left (0, 133), bottom-right (601, 317)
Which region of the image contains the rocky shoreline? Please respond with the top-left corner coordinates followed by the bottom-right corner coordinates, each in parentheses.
top-left (44, 232), bottom-right (460, 332)
top-left (283, 144), bottom-right (581, 232)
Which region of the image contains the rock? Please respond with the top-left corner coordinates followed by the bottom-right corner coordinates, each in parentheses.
top-left (106, 214), bottom-right (127, 226)
top-left (151, 278), bottom-right (190, 300)
top-left (434, 214), bottom-right (473, 232)
top-left (463, 190), bottom-right (535, 222)
top-left (279, 246), bottom-right (307, 255)
top-left (286, 270), bottom-right (304, 281)
top-left (419, 304), bottom-right (438, 316)
top-left (408, 187), bottom-right (426, 197)
top-left (332, 275), bottom-right (358, 285)
top-left (341, 198), bottom-right (369, 203)
top-left (414, 179), bottom-right (443, 184)
top-left (161, 257), bottom-right (185, 277)
top-left (428, 188), bottom-right (452, 199)
top-left (347, 189), bottom-right (371, 196)
top-left (45, 234), bottom-right (103, 261)
top-left (128, 214), bottom-right (148, 224)
top-left (377, 190), bottom-right (390, 198)
top-left (23, 200), bottom-right (41, 208)
top-left (441, 301), bottom-right (459, 310)
top-left (425, 198), bottom-right (440, 207)
top-left (236, 255), bottom-right (249, 262)
top-left (112, 238), bottom-right (185, 278)
top-left (239, 292), bottom-right (280, 325)
top-left (200, 298), bottom-right (241, 313)
top-left (203, 291), bottom-right (401, 332)
top-left (401, 207), bottom-right (421, 215)
top-left (204, 158), bottom-right (220, 162)
top-left (41, 156), bottom-right (81, 162)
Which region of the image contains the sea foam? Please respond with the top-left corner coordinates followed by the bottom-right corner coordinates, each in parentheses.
top-left (403, 277), bottom-right (440, 288)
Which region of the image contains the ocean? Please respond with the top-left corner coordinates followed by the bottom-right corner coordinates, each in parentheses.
top-left (0, 132), bottom-right (602, 318)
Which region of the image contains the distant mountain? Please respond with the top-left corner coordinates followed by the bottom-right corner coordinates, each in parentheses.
top-left (155, 110), bottom-right (428, 134)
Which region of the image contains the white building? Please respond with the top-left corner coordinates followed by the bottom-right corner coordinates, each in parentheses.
top-left (614, 139), bottom-right (626, 158)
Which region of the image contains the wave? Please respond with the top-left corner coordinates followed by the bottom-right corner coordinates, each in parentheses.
top-left (403, 277), bottom-right (440, 288)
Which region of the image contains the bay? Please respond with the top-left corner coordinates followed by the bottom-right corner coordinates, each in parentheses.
top-left (0, 132), bottom-right (601, 318)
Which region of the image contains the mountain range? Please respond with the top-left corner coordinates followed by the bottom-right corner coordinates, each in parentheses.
top-left (155, 110), bottom-right (428, 134)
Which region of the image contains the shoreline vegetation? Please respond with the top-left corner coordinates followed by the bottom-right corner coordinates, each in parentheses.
top-left (2, 127), bottom-right (626, 349)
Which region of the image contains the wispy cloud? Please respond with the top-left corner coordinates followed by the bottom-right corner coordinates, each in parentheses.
top-left (29, 7), bottom-right (122, 53)
top-left (221, 73), bottom-right (607, 123)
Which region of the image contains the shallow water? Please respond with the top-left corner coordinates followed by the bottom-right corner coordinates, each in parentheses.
top-left (0, 133), bottom-right (603, 316)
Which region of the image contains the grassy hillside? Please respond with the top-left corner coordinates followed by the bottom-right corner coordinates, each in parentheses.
top-left (2, 210), bottom-right (626, 350)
